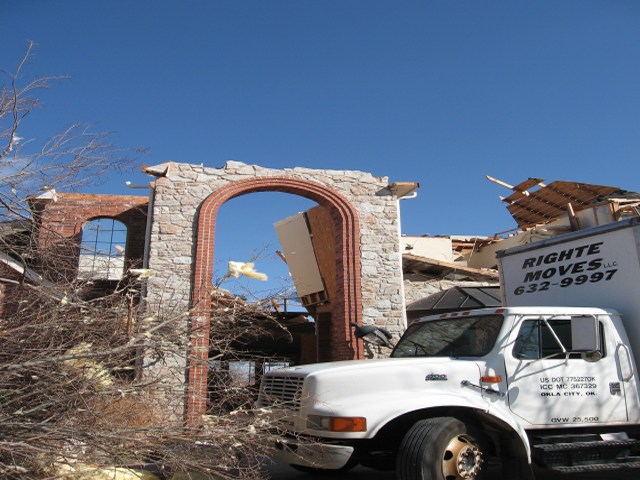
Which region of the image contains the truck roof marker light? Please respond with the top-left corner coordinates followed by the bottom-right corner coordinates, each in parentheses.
top-left (440, 314), bottom-right (448, 319)
top-left (495, 309), bottom-right (505, 314)
top-left (451, 312), bottom-right (458, 317)
top-left (462, 311), bottom-right (470, 316)
top-left (481, 376), bottom-right (502, 384)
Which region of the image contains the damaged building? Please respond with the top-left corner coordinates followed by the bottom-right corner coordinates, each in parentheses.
top-left (401, 176), bottom-right (640, 320)
top-left (1, 162), bottom-right (638, 422)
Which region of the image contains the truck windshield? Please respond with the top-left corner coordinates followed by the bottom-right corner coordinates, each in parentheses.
top-left (392, 314), bottom-right (503, 358)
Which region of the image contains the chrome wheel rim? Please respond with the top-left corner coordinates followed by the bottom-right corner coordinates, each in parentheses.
top-left (441, 433), bottom-right (483, 479)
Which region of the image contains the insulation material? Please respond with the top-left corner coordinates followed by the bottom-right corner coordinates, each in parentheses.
top-left (63, 342), bottom-right (114, 390)
top-left (226, 261), bottom-right (268, 281)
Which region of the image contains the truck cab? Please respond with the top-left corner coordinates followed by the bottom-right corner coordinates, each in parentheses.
top-left (259, 306), bottom-right (640, 479)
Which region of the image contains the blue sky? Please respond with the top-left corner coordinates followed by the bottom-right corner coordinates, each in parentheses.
top-left (3, 1), bottom-right (639, 297)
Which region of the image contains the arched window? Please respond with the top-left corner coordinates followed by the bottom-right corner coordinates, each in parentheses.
top-left (78, 218), bottom-right (127, 280)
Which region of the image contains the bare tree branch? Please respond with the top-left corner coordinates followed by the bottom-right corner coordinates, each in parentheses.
top-left (0, 43), bottom-right (295, 480)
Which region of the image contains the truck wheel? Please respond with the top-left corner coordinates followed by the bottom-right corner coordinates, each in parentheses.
top-left (397, 417), bottom-right (486, 480)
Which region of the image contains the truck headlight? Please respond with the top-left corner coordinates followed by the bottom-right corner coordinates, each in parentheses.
top-left (307, 415), bottom-right (367, 432)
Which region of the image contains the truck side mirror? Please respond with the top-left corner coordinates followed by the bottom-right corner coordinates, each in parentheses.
top-left (570, 316), bottom-right (600, 353)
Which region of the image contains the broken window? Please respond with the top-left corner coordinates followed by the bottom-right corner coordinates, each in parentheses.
top-left (78, 218), bottom-right (127, 280)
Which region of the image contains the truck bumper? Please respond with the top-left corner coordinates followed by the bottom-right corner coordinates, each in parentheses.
top-left (270, 435), bottom-right (355, 470)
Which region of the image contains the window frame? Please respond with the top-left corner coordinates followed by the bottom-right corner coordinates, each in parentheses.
top-left (78, 217), bottom-right (128, 281)
top-left (512, 316), bottom-right (606, 361)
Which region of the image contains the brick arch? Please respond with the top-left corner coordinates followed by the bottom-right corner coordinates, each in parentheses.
top-left (75, 216), bottom-right (128, 243)
top-left (187, 177), bottom-right (363, 423)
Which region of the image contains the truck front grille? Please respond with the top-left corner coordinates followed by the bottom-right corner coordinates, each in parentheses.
top-left (258, 374), bottom-right (305, 411)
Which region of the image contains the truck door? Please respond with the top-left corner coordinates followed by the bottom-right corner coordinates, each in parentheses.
top-left (503, 315), bottom-right (627, 426)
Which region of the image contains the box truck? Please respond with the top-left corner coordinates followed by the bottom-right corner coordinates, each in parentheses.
top-left (257, 217), bottom-right (640, 479)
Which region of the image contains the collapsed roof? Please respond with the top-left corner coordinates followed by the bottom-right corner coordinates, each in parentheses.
top-left (402, 253), bottom-right (499, 282)
top-left (488, 176), bottom-right (640, 229)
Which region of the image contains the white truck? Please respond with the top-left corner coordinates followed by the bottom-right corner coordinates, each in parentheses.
top-left (257, 217), bottom-right (640, 479)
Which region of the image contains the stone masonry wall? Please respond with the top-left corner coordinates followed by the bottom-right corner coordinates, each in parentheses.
top-left (144, 161), bottom-right (407, 422)
top-left (146, 160), bottom-right (407, 338)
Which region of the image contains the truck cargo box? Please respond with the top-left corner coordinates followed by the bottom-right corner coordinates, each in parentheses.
top-left (497, 216), bottom-right (640, 353)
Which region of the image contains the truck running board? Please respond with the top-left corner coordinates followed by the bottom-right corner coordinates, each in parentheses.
top-left (532, 437), bottom-right (640, 472)
top-left (535, 439), bottom-right (640, 452)
top-left (554, 461), bottom-right (640, 474)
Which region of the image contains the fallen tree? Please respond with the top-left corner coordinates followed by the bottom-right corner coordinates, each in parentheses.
top-left (0, 272), bottom-right (286, 479)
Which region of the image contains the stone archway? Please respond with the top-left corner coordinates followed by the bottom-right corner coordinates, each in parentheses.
top-left (187, 177), bottom-right (363, 423)
top-left (144, 161), bottom-right (407, 424)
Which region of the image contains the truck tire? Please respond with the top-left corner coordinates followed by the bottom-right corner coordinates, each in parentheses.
top-left (397, 417), bottom-right (487, 480)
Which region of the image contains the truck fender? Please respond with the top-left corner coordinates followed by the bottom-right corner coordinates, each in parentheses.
top-left (368, 392), bottom-right (531, 462)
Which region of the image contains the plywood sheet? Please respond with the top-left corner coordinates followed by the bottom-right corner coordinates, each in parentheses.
top-left (274, 213), bottom-right (325, 297)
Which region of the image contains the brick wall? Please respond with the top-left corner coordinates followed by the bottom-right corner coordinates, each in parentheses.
top-left (33, 192), bottom-right (148, 283)
top-left (0, 262), bottom-right (22, 319)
